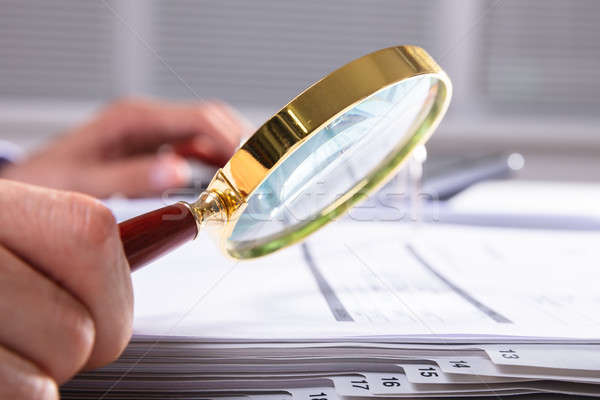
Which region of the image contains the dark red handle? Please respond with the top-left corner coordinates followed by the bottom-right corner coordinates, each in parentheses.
top-left (118, 203), bottom-right (198, 271)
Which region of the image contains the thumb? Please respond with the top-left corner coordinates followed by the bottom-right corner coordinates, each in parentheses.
top-left (86, 154), bottom-right (191, 198)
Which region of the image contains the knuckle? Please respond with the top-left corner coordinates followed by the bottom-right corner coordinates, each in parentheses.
top-left (85, 203), bottom-right (117, 245)
top-left (104, 283), bottom-right (134, 365)
top-left (66, 192), bottom-right (117, 247)
top-left (27, 374), bottom-right (59, 400)
top-left (54, 294), bottom-right (95, 373)
top-left (85, 303), bottom-right (133, 370)
top-left (108, 320), bottom-right (133, 364)
top-left (0, 344), bottom-right (59, 400)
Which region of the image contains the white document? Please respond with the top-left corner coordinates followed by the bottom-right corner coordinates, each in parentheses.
top-left (131, 220), bottom-right (600, 342)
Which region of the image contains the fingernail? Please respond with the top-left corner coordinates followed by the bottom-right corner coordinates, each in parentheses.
top-left (150, 156), bottom-right (191, 190)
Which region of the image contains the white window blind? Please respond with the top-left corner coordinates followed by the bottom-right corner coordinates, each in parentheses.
top-left (480, 0), bottom-right (600, 115)
top-left (1, 0), bottom-right (599, 146)
top-left (151, 0), bottom-right (436, 108)
top-left (0, 0), bottom-right (116, 100)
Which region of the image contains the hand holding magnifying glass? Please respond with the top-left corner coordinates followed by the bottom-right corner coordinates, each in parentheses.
top-left (119, 46), bottom-right (452, 270)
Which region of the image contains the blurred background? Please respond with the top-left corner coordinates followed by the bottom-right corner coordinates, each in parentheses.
top-left (1, 0), bottom-right (599, 181)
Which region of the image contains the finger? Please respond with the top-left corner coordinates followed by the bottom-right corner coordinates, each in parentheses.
top-left (95, 99), bottom-right (246, 158)
top-left (168, 103), bottom-right (241, 166)
top-left (84, 153), bottom-right (191, 198)
top-left (175, 103), bottom-right (253, 166)
top-left (0, 345), bottom-right (58, 400)
top-left (0, 180), bottom-right (133, 370)
top-left (200, 101), bottom-right (247, 147)
top-left (212, 100), bottom-right (254, 140)
top-left (174, 134), bottom-right (232, 166)
top-left (0, 245), bottom-right (94, 383)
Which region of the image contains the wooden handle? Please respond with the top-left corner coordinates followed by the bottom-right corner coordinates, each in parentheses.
top-left (118, 203), bottom-right (198, 271)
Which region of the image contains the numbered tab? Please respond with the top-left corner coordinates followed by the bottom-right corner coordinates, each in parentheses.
top-left (401, 364), bottom-right (446, 383)
top-left (433, 356), bottom-right (499, 376)
top-left (362, 372), bottom-right (411, 395)
top-left (288, 387), bottom-right (338, 400)
top-left (482, 344), bottom-right (600, 371)
top-left (331, 375), bottom-right (374, 396)
top-left (447, 360), bottom-right (472, 369)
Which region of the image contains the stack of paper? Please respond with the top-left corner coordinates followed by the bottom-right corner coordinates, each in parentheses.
top-left (61, 213), bottom-right (600, 399)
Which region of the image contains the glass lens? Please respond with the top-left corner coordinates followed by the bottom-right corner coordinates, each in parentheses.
top-left (227, 75), bottom-right (440, 257)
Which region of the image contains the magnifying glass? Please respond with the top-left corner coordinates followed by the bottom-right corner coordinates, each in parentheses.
top-left (119, 45), bottom-right (452, 270)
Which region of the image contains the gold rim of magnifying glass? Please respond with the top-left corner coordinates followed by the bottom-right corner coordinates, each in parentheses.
top-left (184, 45), bottom-right (452, 258)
